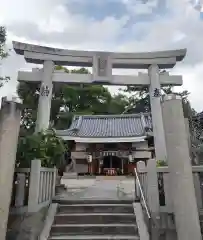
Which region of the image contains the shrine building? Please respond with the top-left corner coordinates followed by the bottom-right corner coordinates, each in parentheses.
top-left (56, 113), bottom-right (153, 176)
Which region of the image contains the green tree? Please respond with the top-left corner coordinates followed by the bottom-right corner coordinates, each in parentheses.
top-left (17, 82), bottom-right (40, 134)
top-left (0, 26), bottom-right (10, 87)
top-left (107, 93), bottom-right (129, 114)
top-left (123, 85), bottom-right (195, 118)
top-left (16, 129), bottom-right (66, 168)
top-left (157, 160), bottom-right (168, 167)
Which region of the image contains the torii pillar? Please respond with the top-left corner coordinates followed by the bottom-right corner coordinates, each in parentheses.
top-left (149, 64), bottom-right (167, 162)
top-left (35, 60), bottom-right (54, 132)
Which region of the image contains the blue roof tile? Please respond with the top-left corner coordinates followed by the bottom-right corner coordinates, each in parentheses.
top-left (56, 113), bottom-right (152, 138)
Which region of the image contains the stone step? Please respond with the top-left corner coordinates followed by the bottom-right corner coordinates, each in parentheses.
top-left (55, 184), bottom-right (67, 195)
top-left (62, 172), bottom-right (78, 179)
top-left (54, 213), bottom-right (136, 224)
top-left (50, 224), bottom-right (138, 236)
top-left (96, 176), bottom-right (131, 180)
top-left (55, 184), bottom-right (66, 189)
top-left (57, 204), bottom-right (134, 214)
top-left (53, 199), bottom-right (136, 205)
top-left (49, 235), bottom-right (139, 240)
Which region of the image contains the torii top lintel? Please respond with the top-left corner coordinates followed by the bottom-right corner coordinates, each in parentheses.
top-left (13, 41), bottom-right (186, 69)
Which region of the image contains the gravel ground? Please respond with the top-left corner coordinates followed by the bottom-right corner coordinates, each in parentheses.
top-left (56, 178), bottom-right (135, 201)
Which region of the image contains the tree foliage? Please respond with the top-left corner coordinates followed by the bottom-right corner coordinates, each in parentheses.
top-left (124, 84), bottom-right (196, 118)
top-left (0, 26), bottom-right (8, 59)
top-left (16, 129), bottom-right (66, 168)
top-left (0, 26), bottom-right (10, 88)
top-left (157, 160), bottom-right (168, 167)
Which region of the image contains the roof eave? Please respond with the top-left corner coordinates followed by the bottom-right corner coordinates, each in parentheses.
top-left (57, 136), bottom-right (147, 143)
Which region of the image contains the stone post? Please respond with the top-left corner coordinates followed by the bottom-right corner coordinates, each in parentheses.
top-left (136, 161), bottom-right (146, 199)
top-left (15, 173), bottom-right (26, 207)
top-left (184, 118), bottom-right (194, 162)
top-left (146, 159), bottom-right (160, 216)
top-left (72, 157), bottom-right (77, 173)
top-left (162, 94), bottom-right (201, 240)
top-left (148, 64), bottom-right (167, 162)
top-left (146, 159), bottom-right (160, 240)
top-left (35, 60), bottom-right (54, 132)
top-left (52, 167), bottom-right (57, 197)
top-left (28, 159), bottom-right (41, 213)
top-left (193, 173), bottom-right (203, 209)
top-left (137, 160), bottom-right (160, 239)
top-left (0, 96), bottom-right (22, 240)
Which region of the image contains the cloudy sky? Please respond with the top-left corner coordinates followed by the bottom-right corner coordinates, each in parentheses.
top-left (0, 0), bottom-right (203, 111)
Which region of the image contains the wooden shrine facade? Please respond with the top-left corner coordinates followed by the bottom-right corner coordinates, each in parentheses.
top-left (56, 114), bottom-right (153, 176)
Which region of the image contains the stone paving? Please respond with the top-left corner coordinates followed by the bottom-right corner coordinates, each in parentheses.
top-left (7, 206), bottom-right (48, 240)
top-left (58, 177), bottom-right (135, 201)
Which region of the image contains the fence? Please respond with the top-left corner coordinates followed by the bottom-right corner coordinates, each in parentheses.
top-left (10, 159), bottom-right (57, 214)
top-left (136, 161), bottom-right (203, 214)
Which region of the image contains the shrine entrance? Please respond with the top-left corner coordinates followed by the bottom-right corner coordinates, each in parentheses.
top-left (13, 41), bottom-right (186, 162)
top-left (102, 156), bottom-right (122, 175)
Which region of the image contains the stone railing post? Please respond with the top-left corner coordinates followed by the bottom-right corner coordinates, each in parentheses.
top-left (15, 173), bottom-right (26, 207)
top-left (28, 159), bottom-right (41, 213)
top-left (136, 160), bottom-right (160, 213)
top-left (52, 167), bottom-right (57, 198)
top-left (136, 161), bottom-right (146, 199)
top-left (193, 173), bottom-right (203, 209)
top-left (184, 118), bottom-right (193, 159)
top-left (146, 159), bottom-right (160, 217)
top-left (162, 94), bottom-right (201, 240)
top-left (0, 96), bottom-right (22, 240)
top-left (137, 160), bottom-right (160, 239)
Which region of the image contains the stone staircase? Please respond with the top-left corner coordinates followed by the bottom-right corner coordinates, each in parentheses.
top-left (48, 199), bottom-right (140, 240)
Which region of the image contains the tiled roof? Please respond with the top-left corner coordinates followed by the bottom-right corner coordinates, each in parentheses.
top-left (56, 113), bottom-right (152, 138)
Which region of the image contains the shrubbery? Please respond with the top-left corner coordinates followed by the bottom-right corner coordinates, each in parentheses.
top-left (16, 128), bottom-right (66, 168)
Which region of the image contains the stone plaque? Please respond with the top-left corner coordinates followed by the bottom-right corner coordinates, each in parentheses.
top-left (93, 53), bottom-right (112, 83)
top-left (40, 84), bottom-right (50, 97)
top-left (153, 88), bottom-right (161, 97)
top-left (97, 56), bottom-right (108, 77)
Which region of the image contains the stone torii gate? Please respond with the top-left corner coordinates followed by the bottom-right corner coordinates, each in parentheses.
top-left (13, 41), bottom-right (186, 162)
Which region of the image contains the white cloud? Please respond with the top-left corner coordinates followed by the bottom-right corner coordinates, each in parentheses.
top-left (0, 0), bottom-right (128, 97)
top-left (123, 0), bottom-right (159, 14)
top-left (173, 64), bottom-right (203, 112)
top-left (117, 0), bottom-right (203, 111)
top-left (0, 0), bottom-right (65, 25)
top-left (0, 0), bottom-right (203, 112)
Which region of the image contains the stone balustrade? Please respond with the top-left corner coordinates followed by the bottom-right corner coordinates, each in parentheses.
top-left (10, 159), bottom-right (57, 214)
top-left (135, 162), bottom-right (203, 233)
top-left (136, 163), bottom-right (203, 212)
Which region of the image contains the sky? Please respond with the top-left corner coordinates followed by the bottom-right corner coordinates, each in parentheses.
top-left (0, 0), bottom-right (203, 111)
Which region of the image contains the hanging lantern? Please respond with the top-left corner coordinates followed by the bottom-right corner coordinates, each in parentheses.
top-left (87, 154), bottom-right (92, 163)
top-left (128, 154), bottom-right (133, 163)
